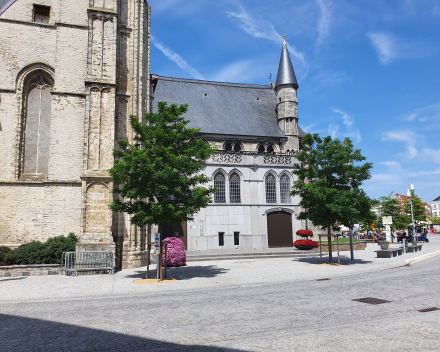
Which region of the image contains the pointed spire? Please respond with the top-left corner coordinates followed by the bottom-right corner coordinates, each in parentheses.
top-left (275, 36), bottom-right (298, 89)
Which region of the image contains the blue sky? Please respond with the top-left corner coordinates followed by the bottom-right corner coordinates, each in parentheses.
top-left (148, 0), bottom-right (440, 204)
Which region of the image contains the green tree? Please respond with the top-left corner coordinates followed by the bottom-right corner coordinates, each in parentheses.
top-left (109, 101), bottom-right (216, 233)
top-left (291, 134), bottom-right (374, 263)
top-left (378, 192), bottom-right (409, 232)
top-left (431, 214), bottom-right (440, 225)
top-left (404, 191), bottom-right (427, 227)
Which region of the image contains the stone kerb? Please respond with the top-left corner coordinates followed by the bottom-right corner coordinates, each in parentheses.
top-left (0, 264), bottom-right (62, 277)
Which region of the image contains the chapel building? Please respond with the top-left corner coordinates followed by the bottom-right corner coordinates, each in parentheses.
top-left (151, 40), bottom-right (308, 250)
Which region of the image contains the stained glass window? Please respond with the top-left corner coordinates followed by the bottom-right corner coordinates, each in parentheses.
top-left (280, 174), bottom-right (290, 203)
top-left (266, 173), bottom-right (276, 203)
top-left (229, 173), bottom-right (241, 203)
top-left (214, 173), bottom-right (226, 203)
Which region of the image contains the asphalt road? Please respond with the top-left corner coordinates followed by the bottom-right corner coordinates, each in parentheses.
top-left (1, 256), bottom-right (440, 351)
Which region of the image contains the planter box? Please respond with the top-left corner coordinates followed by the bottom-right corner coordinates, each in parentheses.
top-left (0, 264), bottom-right (62, 277)
top-left (320, 241), bottom-right (366, 252)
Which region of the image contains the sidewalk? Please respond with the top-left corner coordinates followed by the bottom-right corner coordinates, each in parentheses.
top-left (1, 236), bottom-right (439, 303)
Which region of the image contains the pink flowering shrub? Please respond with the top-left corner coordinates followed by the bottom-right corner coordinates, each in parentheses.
top-left (162, 237), bottom-right (186, 267)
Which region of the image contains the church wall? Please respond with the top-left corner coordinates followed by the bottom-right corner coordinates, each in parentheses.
top-left (0, 183), bottom-right (81, 246)
top-left (0, 93), bottom-right (18, 180)
top-left (187, 156), bottom-right (302, 251)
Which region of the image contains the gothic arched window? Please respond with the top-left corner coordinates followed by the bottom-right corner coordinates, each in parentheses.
top-left (229, 173), bottom-right (241, 203)
top-left (214, 173), bottom-right (226, 203)
top-left (280, 174), bottom-right (291, 204)
top-left (265, 173), bottom-right (277, 203)
top-left (22, 73), bottom-right (53, 176)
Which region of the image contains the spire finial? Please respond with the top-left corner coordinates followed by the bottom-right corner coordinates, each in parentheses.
top-left (283, 34), bottom-right (286, 44)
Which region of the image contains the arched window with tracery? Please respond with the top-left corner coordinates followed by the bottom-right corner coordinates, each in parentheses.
top-left (214, 173), bottom-right (226, 203)
top-left (280, 174), bottom-right (291, 203)
top-left (21, 73), bottom-right (53, 176)
top-left (229, 173), bottom-right (241, 203)
top-left (265, 173), bottom-right (277, 203)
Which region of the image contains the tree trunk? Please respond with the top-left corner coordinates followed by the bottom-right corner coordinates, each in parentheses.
top-left (327, 227), bottom-right (333, 264)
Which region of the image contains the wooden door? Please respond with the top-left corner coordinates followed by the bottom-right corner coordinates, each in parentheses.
top-left (267, 211), bottom-right (293, 248)
top-left (161, 221), bottom-right (187, 249)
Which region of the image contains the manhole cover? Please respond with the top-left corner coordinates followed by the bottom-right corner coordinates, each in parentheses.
top-left (418, 307), bottom-right (439, 313)
top-left (352, 297), bottom-right (391, 305)
top-left (317, 278), bottom-right (330, 281)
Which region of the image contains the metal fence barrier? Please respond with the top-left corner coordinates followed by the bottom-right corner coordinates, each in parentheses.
top-left (62, 251), bottom-right (115, 276)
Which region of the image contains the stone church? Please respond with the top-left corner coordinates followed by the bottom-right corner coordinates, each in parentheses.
top-left (0, 0), bottom-right (308, 269)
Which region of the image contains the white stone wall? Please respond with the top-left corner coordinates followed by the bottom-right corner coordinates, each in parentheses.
top-left (187, 154), bottom-right (302, 251)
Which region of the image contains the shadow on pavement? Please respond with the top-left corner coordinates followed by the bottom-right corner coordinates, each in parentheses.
top-left (0, 277), bottom-right (27, 283)
top-left (124, 265), bottom-right (230, 280)
top-left (0, 314), bottom-right (247, 352)
top-left (293, 256), bottom-right (373, 265)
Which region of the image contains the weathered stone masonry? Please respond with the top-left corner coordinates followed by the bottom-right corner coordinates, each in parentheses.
top-left (0, 0), bottom-right (151, 269)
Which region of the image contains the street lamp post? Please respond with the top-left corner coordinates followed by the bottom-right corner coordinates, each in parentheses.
top-left (406, 184), bottom-right (416, 244)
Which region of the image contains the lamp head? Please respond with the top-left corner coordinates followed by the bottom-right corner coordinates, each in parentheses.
top-left (406, 188), bottom-right (411, 197)
top-left (409, 184), bottom-right (414, 191)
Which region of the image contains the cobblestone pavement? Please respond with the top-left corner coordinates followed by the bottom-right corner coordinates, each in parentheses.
top-left (1, 253), bottom-right (440, 351)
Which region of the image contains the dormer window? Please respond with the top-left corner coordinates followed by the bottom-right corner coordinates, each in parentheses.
top-left (34, 5), bottom-right (50, 24)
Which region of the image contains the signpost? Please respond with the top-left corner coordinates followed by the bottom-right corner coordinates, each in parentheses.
top-left (382, 216), bottom-right (393, 244)
top-left (155, 234), bottom-right (160, 282)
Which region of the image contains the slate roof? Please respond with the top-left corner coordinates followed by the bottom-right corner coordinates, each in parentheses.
top-left (0, 0), bottom-right (15, 15)
top-left (153, 76), bottom-right (287, 139)
top-left (275, 43), bottom-right (298, 89)
top-left (433, 196), bottom-right (440, 202)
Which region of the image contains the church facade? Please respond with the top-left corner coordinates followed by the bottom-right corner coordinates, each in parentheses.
top-left (151, 40), bottom-right (307, 251)
top-left (0, 0), bottom-right (151, 269)
top-left (0, 0), bottom-right (312, 269)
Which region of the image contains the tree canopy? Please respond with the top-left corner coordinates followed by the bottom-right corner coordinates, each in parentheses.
top-left (377, 192), bottom-right (408, 230)
top-left (404, 190), bottom-right (427, 227)
top-left (291, 134), bottom-right (374, 262)
top-left (109, 101), bottom-right (216, 228)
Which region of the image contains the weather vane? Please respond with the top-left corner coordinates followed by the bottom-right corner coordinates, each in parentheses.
top-left (269, 73), bottom-right (272, 82)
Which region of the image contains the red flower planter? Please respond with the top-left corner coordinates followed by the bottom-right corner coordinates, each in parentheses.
top-left (294, 239), bottom-right (319, 250)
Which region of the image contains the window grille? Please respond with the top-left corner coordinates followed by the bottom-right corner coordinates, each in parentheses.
top-left (234, 232), bottom-right (240, 246)
top-left (214, 173), bottom-right (226, 203)
top-left (229, 173), bottom-right (241, 203)
top-left (219, 232), bottom-right (224, 246)
top-left (266, 173), bottom-right (277, 203)
top-left (280, 174), bottom-right (290, 203)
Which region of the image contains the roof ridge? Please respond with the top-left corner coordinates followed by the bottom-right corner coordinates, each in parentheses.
top-left (157, 76), bottom-right (272, 90)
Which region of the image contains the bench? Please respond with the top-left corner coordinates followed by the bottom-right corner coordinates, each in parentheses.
top-left (407, 244), bottom-right (423, 253)
top-left (375, 248), bottom-right (403, 258)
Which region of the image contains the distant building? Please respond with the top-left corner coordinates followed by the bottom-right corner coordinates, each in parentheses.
top-left (431, 196), bottom-right (440, 217)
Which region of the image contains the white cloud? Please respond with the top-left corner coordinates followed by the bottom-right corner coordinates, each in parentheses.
top-left (405, 102), bottom-right (440, 124)
top-left (367, 31), bottom-right (429, 65)
top-left (382, 130), bottom-right (419, 159)
top-left (366, 32), bottom-right (398, 64)
top-left (316, 0), bottom-right (334, 46)
top-left (332, 109), bottom-right (361, 143)
top-left (313, 70), bottom-right (349, 87)
top-left (328, 123), bottom-right (339, 139)
top-left (421, 148), bottom-right (440, 164)
top-left (226, 3), bottom-right (308, 75)
top-left (151, 36), bottom-right (205, 80)
top-left (212, 60), bottom-right (256, 83)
